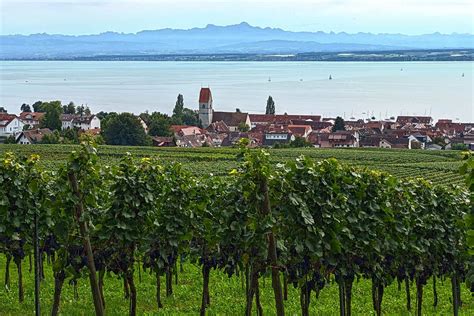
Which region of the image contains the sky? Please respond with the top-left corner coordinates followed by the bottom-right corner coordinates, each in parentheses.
top-left (0, 0), bottom-right (473, 35)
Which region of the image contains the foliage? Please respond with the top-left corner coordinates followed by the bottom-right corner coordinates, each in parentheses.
top-left (4, 135), bottom-right (16, 144)
top-left (147, 112), bottom-right (173, 137)
top-left (289, 136), bottom-right (311, 148)
top-left (238, 122), bottom-right (250, 132)
top-left (39, 101), bottom-right (62, 131)
top-left (40, 131), bottom-right (61, 144)
top-left (0, 147), bottom-right (471, 316)
top-left (20, 103), bottom-right (31, 112)
top-left (1, 145), bottom-right (467, 186)
top-left (103, 113), bottom-right (151, 146)
top-left (62, 102), bottom-right (76, 114)
top-left (452, 143), bottom-right (469, 150)
top-left (32, 101), bottom-right (45, 112)
top-left (332, 116), bottom-right (346, 132)
top-left (460, 153), bottom-right (474, 289)
top-left (266, 96), bottom-right (275, 115)
top-left (172, 94), bottom-right (184, 118)
top-left (0, 107), bottom-right (7, 113)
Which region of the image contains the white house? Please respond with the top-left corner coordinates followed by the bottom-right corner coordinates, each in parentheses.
top-left (60, 114), bottom-right (101, 131)
top-left (16, 128), bottom-right (52, 144)
top-left (0, 114), bottom-right (24, 137)
top-left (19, 112), bottom-right (45, 127)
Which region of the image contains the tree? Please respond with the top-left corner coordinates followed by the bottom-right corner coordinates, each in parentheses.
top-left (103, 113), bottom-right (151, 146)
top-left (62, 102), bottom-right (76, 114)
top-left (332, 116), bottom-right (346, 132)
top-left (41, 131), bottom-right (61, 144)
top-left (290, 136), bottom-right (311, 148)
top-left (20, 104), bottom-right (31, 112)
top-left (238, 122), bottom-right (250, 132)
top-left (148, 113), bottom-right (172, 137)
top-left (84, 107), bottom-right (91, 116)
top-left (76, 105), bottom-right (85, 116)
top-left (173, 94), bottom-right (184, 118)
top-left (0, 107), bottom-right (7, 113)
top-left (182, 108), bottom-right (199, 126)
top-left (39, 101), bottom-right (62, 131)
top-left (32, 101), bottom-right (45, 112)
top-left (4, 135), bottom-right (16, 144)
top-left (266, 96), bottom-right (275, 115)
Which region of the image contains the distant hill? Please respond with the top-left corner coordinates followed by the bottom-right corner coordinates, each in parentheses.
top-left (1, 22), bottom-right (473, 59)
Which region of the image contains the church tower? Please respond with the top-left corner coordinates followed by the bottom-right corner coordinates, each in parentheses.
top-left (198, 87), bottom-right (213, 128)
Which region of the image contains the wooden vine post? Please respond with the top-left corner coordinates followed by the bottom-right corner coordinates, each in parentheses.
top-left (68, 171), bottom-right (104, 316)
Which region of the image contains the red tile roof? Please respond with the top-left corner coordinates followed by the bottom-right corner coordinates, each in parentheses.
top-left (19, 112), bottom-right (45, 121)
top-left (396, 116), bottom-right (432, 125)
top-left (287, 125), bottom-right (312, 137)
top-left (250, 114), bottom-right (321, 124)
top-left (17, 128), bottom-right (52, 143)
top-left (199, 88), bottom-right (212, 103)
top-left (212, 111), bottom-right (249, 127)
top-left (0, 114), bottom-right (16, 127)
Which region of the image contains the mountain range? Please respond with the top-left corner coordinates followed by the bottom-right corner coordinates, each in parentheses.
top-left (1, 22), bottom-right (473, 59)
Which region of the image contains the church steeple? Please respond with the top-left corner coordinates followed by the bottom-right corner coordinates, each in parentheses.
top-left (198, 87), bottom-right (213, 128)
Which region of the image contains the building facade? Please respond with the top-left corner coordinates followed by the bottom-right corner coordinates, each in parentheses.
top-left (198, 88), bottom-right (213, 128)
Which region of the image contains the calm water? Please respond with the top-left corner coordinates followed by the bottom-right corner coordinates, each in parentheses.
top-left (0, 61), bottom-right (473, 121)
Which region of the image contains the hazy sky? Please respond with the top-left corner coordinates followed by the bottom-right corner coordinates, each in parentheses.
top-left (0, 0), bottom-right (473, 35)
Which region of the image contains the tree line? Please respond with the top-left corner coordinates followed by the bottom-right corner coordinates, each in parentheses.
top-left (0, 142), bottom-right (472, 316)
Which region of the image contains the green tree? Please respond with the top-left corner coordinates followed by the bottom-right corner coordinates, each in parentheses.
top-left (148, 113), bottom-right (172, 137)
top-left (0, 107), bottom-right (7, 113)
top-left (451, 143), bottom-right (468, 150)
top-left (332, 116), bottom-right (346, 132)
top-left (41, 130), bottom-right (61, 144)
top-left (32, 101), bottom-right (45, 112)
top-left (77, 105), bottom-right (85, 116)
top-left (4, 135), bottom-right (16, 144)
top-left (85, 106), bottom-right (91, 116)
top-left (62, 102), bottom-right (76, 114)
top-left (173, 94), bottom-right (184, 118)
top-left (290, 136), bottom-right (311, 147)
top-left (103, 113), bottom-right (150, 146)
top-left (39, 101), bottom-right (62, 131)
top-left (266, 96), bottom-right (275, 115)
top-left (98, 112), bottom-right (117, 132)
top-left (238, 122), bottom-right (250, 132)
top-left (182, 108), bottom-right (200, 126)
top-left (20, 103), bottom-right (31, 112)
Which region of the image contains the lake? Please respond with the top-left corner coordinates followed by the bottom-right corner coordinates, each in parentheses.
top-left (0, 61), bottom-right (472, 121)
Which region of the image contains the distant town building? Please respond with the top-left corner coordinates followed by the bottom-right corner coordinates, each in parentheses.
top-left (61, 114), bottom-right (101, 131)
top-left (198, 88), bottom-right (213, 128)
top-left (212, 111), bottom-right (250, 132)
top-left (396, 116), bottom-right (433, 126)
top-left (16, 128), bottom-right (52, 144)
top-left (0, 114), bottom-right (24, 137)
top-left (249, 114), bottom-right (321, 129)
top-left (19, 112), bottom-right (45, 127)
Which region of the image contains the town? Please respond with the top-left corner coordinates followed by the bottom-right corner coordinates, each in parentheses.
top-left (0, 87), bottom-right (473, 150)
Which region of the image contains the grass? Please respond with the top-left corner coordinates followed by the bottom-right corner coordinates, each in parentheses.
top-left (0, 257), bottom-right (472, 315)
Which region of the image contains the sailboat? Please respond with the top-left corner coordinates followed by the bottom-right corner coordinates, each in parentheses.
top-left (462, 73), bottom-right (465, 77)
top-left (268, 77), bottom-right (271, 82)
top-left (329, 75), bottom-right (332, 80)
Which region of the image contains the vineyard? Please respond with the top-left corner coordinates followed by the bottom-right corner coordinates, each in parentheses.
top-left (0, 143), bottom-right (472, 315)
top-left (0, 144), bottom-right (466, 186)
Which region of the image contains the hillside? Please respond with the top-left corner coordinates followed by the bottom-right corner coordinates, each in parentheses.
top-left (1, 22), bottom-right (473, 59)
